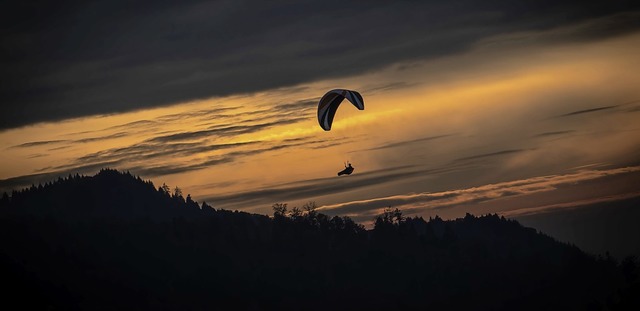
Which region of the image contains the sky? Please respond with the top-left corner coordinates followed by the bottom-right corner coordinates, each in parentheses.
top-left (2, 1), bottom-right (640, 256)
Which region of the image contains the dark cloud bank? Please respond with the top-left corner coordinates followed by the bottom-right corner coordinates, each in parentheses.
top-left (2, 0), bottom-right (639, 130)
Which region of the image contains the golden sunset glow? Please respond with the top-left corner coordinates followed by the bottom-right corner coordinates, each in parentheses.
top-left (2, 30), bottom-right (640, 221)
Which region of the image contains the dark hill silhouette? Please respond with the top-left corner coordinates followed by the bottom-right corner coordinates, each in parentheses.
top-left (1, 169), bottom-right (638, 310)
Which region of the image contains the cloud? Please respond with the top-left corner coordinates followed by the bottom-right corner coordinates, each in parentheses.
top-left (153, 106), bottom-right (240, 123)
top-left (26, 153), bottom-right (49, 159)
top-left (2, 1), bottom-right (638, 130)
top-left (105, 120), bottom-right (159, 131)
top-left (485, 11), bottom-right (640, 46)
top-left (205, 164), bottom-right (469, 209)
top-left (533, 130), bottom-right (575, 138)
top-left (557, 105), bottom-right (618, 117)
top-left (548, 100), bottom-right (640, 119)
top-left (0, 135), bottom-right (346, 192)
top-left (10, 140), bottom-right (68, 148)
top-left (452, 149), bottom-right (530, 163)
top-left (268, 99), bottom-right (317, 113)
top-left (11, 132), bottom-right (130, 149)
top-left (502, 191), bottom-right (640, 218)
top-left (319, 166), bottom-right (640, 217)
top-left (354, 134), bottom-right (455, 152)
top-left (99, 137), bottom-right (344, 178)
top-left (362, 82), bottom-right (420, 94)
top-left (74, 132), bottom-right (129, 143)
top-left (148, 118), bottom-right (307, 143)
top-left (70, 141), bottom-right (262, 168)
top-left (128, 157), bottom-right (236, 178)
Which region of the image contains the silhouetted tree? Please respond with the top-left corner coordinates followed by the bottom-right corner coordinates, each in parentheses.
top-left (289, 206), bottom-right (302, 219)
top-left (173, 186), bottom-right (183, 199)
top-left (159, 183), bottom-right (170, 196)
top-left (376, 207), bottom-right (404, 225)
top-left (186, 194), bottom-right (200, 209)
top-left (303, 201), bottom-right (317, 214)
top-left (201, 201), bottom-right (214, 211)
top-left (272, 203), bottom-right (288, 217)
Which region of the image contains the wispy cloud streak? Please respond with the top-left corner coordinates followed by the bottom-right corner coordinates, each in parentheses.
top-left (11, 140), bottom-right (68, 148)
top-left (319, 166), bottom-right (640, 217)
top-left (503, 191), bottom-right (640, 218)
top-left (0, 135), bottom-right (349, 191)
top-left (452, 149), bottom-right (530, 163)
top-left (11, 132), bottom-right (130, 149)
top-left (533, 130), bottom-right (575, 138)
top-left (557, 106), bottom-right (617, 117)
top-left (206, 164), bottom-right (470, 209)
top-left (353, 134), bottom-right (455, 152)
top-left (149, 118), bottom-right (307, 143)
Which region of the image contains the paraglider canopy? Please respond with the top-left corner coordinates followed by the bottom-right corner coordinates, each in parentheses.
top-left (317, 89), bottom-right (364, 131)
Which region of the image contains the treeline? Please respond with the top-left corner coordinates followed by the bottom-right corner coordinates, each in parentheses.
top-left (1, 169), bottom-right (209, 220)
top-left (0, 169), bottom-right (638, 310)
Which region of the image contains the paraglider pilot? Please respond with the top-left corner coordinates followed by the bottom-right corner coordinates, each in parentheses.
top-left (338, 162), bottom-right (354, 176)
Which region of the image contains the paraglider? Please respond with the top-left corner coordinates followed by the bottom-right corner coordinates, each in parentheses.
top-left (317, 89), bottom-right (364, 131)
top-left (317, 89), bottom-right (364, 176)
top-left (338, 162), bottom-right (354, 176)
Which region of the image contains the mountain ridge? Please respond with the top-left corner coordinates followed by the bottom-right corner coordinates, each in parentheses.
top-left (1, 169), bottom-right (638, 310)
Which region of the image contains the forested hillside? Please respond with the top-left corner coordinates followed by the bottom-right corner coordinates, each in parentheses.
top-left (1, 169), bottom-right (637, 310)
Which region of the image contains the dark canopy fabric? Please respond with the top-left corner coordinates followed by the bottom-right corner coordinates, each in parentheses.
top-left (317, 89), bottom-right (364, 131)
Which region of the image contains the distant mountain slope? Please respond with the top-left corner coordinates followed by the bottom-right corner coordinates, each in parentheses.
top-left (516, 196), bottom-right (640, 259)
top-left (1, 169), bottom-right (637, 310)
top-left (1, 169), bottom-right (212, 220)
